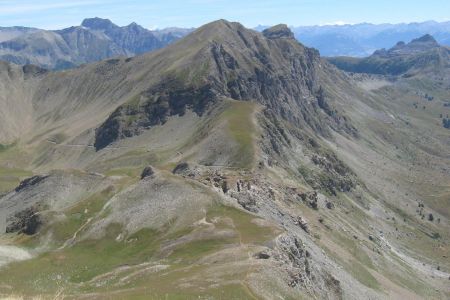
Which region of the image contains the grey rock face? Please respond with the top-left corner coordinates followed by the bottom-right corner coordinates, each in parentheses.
top-left (15, 175), bottom-right (49, 193)
top-left (263, 24), bottom-right (295, 39)
top-left (5, 206), bottom-right (42, 235)
top-left (141, 166), bottom-right (155, 179)
top-left (81, 17), bottom-right (117, 31)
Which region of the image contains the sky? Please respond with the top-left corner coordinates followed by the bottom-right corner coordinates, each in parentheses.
top-left (0, 0), bottom-right (449, 30)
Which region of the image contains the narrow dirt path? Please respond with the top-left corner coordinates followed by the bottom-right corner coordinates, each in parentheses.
top-left (58, 217), bottom-right (93, 250)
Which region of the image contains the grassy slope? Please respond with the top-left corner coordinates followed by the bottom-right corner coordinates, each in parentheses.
top-left (0, 143), bottom-right (33, 195)
top-left (220, 100), bottom-right (258, 169)
top-left (0, 97), bottom-right (269, 299)
top-left (0, 174), bottom-right (280, 298)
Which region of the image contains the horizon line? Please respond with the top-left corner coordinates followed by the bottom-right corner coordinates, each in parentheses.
top-left (1, 17), bottom-right (450, 31)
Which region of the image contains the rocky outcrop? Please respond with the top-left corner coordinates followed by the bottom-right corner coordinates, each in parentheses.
top-left (15, 175), bottom-right (48, 193)
top-left (275, 235), bottom-right (312, 287)
top-left (298, 191), bottom-right (319, 210)
top-left (140, 166), bottom-right (154, 179)
top-left (5, 206), bottom-right (42, 235)
top-left (271, 234), bottom-right (343, 299)
top-left (172, 162), bottom-right (190, 175)
top-left (300, 151), bottom-right (357, 195)
top-left (263, 24), bottom-right (295, 39)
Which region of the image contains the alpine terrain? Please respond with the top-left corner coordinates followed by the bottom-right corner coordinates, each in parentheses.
top-left (0, 18), bottom-right (192, 70)
top-left (0, 20), bottom-right (449, 299)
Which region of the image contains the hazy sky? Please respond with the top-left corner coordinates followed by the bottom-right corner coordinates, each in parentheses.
top-left (0, 0), bottom-right (449, 29)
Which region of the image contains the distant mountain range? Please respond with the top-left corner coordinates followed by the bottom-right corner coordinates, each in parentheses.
top-left (289, 21), bottom-right (450, 57)
top-left (328, 34), bottom-right (450, 75)
top-left (0, 18), bottom-right (193, 69)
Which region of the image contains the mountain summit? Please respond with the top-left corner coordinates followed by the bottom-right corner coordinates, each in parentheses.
top-left (378, 34), bottom-right (441, 56)
top-left (81, 17), bottom-right (118, 30)
top-left (262, 24), bottom-right (295, 39)
top-left (411, 33), bottom-right (439, 44)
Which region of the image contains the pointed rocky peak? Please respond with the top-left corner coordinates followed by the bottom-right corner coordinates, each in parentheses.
top-left (395, 34), bottom-right (440, 53)
top-left (81, 17), bottom-right (118, 31)
top-left (410, 34), bottom-right (438, 45)
top-left (126, 22), bottom-right (144, 30)
top-left (125, 22), bottom-right (147, 33)
top-left (381, 34), bottom-right (441, 57)
top-left (262, 24), bottom-right (294, 39)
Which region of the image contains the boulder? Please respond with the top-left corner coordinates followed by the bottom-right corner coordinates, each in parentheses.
top-left (140, 166), bottom-right (155, 179)
top-left (172, 162), bottom-right (189, 174)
